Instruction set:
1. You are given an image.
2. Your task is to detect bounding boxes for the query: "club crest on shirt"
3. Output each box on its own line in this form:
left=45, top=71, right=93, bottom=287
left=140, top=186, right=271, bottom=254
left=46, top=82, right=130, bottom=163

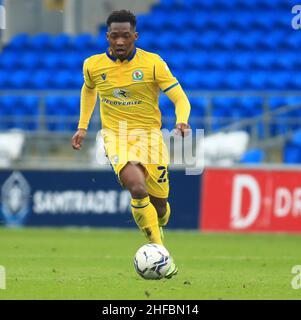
left=101, top=73, right=107, bottom=80
left=132, top=70, right=143, bottom=81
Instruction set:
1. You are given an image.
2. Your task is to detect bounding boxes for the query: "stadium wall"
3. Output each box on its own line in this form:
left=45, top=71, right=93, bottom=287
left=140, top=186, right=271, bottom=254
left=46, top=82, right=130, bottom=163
left=201, top=167, right=301, bottom=233
left=2, top=167, right=301, bottom=233
left=0, top=169, right=200, bottom=229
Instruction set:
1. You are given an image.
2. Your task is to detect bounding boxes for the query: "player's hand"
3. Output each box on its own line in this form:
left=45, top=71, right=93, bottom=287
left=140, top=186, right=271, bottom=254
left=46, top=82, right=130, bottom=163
left=174, top=123, right=191, bottom=137
left=72, top=129, right=87, bottom=150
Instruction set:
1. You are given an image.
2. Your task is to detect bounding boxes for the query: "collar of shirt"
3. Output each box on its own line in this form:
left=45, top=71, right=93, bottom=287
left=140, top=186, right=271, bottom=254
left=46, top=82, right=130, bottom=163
left=106, top=47, right=137, bottom=63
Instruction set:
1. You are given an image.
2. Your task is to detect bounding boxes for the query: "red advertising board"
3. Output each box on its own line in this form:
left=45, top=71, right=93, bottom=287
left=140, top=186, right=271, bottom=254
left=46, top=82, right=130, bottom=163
left=201, top=168, right=301, bottom=232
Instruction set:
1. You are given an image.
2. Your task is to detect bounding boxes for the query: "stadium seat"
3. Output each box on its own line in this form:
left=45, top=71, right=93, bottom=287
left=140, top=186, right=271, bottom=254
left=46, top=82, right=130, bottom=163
left=284, top=143, right=301, bottom=164
left=291, top=129, right=301, bottom=146
left=22, top=96, right=39, bottom=130
left=40, top=53, right=61, bottom=70
left=0, top=96, right=16, bottom=129
left=0, top=52, right=19, bottom=70
left=29, top=70, right=51, bottom=89
left=49, top=33, right=72, bottom=50
left=7, top=71, right=29, bottom=89
left=72, top=33, right=95, bottom=50
left=0, top=70, right=9, bottom=89
left=18, top=52, right=41, bottom=70
left=50, top=70, right=73, bottom=89
left=223, top=72, right=247, bottom=90
left=28, top=33, right=51, bottom=50
left=240, top=149, right=265, bottom=163
left=6, top=33, right=29, bottom=50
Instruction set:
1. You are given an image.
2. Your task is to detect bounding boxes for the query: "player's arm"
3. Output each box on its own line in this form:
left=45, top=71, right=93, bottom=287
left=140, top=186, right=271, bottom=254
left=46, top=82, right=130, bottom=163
left=155, top=56, right=191, bottom=136
left=164, top=84, right=191, bottom=136
left=72, top=60, right=97, bottom=150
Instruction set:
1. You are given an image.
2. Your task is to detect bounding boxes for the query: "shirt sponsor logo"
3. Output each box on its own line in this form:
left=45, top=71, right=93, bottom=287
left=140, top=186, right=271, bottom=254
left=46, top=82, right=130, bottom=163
left=102, top=98, right=142, bottom=106
left=113, top=89, right=129, bottom=100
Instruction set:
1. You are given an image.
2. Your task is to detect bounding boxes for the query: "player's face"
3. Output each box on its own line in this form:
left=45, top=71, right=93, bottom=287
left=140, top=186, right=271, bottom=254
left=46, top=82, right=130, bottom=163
left=107, top=22, right=138, bottom=61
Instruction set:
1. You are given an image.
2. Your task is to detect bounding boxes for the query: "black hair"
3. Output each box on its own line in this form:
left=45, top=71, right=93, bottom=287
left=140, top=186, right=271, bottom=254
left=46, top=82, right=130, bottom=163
left=106, top=10, right=136, bottom=29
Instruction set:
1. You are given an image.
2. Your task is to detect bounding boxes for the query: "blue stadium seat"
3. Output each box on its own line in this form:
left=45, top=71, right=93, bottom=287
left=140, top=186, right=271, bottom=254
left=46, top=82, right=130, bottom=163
left=284, top=143, right=301, bottom=164
left=239, top=97, right=263, bottom=116
left=166, top=52, right=188, bottom=70
left=194, top=31, right=220, bottom=49
left=0, top=96, right=16, bottom=129
left=50, top=70, right=73, bottom=89
left=7, top=71, right=29, bottom=89
left=92, top=35, right=108, bottom=52
left=70, top=72, right=84, bottom=90
left=267, top=72, right=292, bottom=90
left=207, top=52, right=230, bottom=70
left=45, top=96, right=69, bottom=131
left=185, top=52, right=208, bottom=70
left=291, top=73, right=301, bottom=89
left=40, top=53, right=60, bottom=70
left=59, top=52, right=81, bottom=70
left=159, top=94, right=175, bottom=131
left=21, top=96, right=39, bottom=130
left=18, top=52, right=41, bottom=70
left=247, top=72, right=269, bottom=90
left=238, top=31, right=262, bottom=50
left=219, top=31, right=241, bottom=50
left=292, top=130, right=301, bottom=146
left=198, top=72, right=223, bottom=90
left=260, top=31, right=285, bottom=50
left=0, top=70, right=9, bottom=89
left=240, top=149, right=265, bottom=163
left=229, top=52, right=253, bottom=70
left=164, top=12, right=190, bottom=31
left=269, top=96, right=288, bottom=110
left=274, top=53, right=296, bottom=70
left=189, top=97, right=207, bottom=130
left=0, top=52, right=18, bottom=70
left=252, top=53, right=275, bottom=70
left=211, top=109, right=229, bottom=131
left=28, top=33, right=51, bottom=50
left=136, top=31, right=157, bottom=50
left=49, top=33, right=72, bottom=50
left=29, top=70, right=51, bottom=89
left=181, top=71, right=202, bottom=90
left=6, top=33, right=29, bottom=50
left=223, top=72, right=247, bottom=90
left=61, top=96, right=80, bottom=130
left=138, top=15, right=162, bottom=31
left=72, top=33, right=95, bottom=50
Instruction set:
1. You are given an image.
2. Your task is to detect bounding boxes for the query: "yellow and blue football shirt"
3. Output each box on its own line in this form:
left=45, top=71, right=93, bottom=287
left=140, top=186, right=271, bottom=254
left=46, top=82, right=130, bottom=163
left=81, top=47, right=179, bottom=134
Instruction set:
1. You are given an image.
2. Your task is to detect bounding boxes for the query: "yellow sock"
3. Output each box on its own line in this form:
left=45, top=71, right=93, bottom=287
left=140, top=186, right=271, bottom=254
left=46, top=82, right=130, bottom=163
left=158, top=202, right=171, bottom=227
left=131, top=196, right=162, bottom=245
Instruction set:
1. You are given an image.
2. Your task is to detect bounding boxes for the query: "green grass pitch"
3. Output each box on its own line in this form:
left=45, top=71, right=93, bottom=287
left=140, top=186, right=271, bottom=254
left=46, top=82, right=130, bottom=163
left=0, top=227, right=301, bottom=300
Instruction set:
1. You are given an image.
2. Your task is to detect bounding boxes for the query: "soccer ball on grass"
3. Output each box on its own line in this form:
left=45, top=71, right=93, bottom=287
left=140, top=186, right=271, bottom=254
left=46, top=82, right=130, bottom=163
left=134, top=243, right=171, bottom=280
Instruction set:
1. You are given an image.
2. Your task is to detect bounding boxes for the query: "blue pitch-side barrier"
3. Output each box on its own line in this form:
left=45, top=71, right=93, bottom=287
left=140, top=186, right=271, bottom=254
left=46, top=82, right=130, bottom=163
left=0, top=169, right=201, bottom=229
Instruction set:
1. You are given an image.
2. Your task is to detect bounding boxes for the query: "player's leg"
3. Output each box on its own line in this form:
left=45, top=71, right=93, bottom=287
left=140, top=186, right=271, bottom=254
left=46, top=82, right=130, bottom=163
left=119, top=162, right=163, bottom=245
left=149, top=195, right=171, bottom=228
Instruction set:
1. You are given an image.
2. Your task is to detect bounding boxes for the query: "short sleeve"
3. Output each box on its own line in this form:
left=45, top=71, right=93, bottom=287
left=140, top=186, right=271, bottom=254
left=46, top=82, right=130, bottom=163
left=83, top=59, right=95, bottom=89
left=154, top=56, right=179, bottom=93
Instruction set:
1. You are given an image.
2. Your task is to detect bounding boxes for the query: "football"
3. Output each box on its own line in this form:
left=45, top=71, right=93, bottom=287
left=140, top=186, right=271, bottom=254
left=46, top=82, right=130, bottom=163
left=133, top=243, right=171, bottom=280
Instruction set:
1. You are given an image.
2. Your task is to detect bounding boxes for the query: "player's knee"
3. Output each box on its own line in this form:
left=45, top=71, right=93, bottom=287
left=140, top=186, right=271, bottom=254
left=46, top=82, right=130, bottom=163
left=128, top=183, right=148, bottom=199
